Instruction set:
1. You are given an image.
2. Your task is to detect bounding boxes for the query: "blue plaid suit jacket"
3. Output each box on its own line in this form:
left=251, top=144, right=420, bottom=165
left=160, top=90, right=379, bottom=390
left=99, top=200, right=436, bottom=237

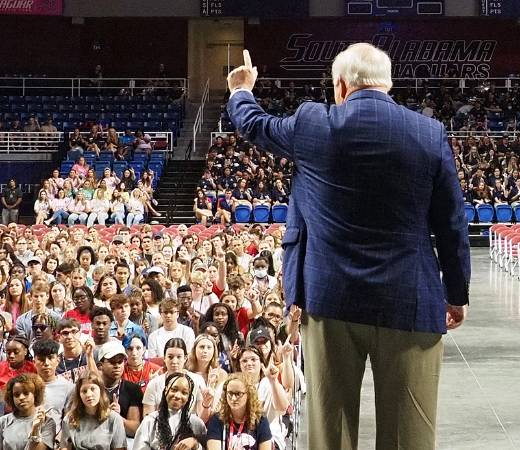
left=228, top=89, right=470, bottom=333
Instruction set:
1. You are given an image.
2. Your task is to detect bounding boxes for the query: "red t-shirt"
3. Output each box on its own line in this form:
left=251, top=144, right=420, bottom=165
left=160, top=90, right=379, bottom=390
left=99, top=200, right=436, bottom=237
left=0, top=360, right=37, bottom=390
left=246, top=243, right=258, bottom=256
left=212, top=282, right=224, bottom=299
left=63, top=309, right=92, bottom=334
left=123, top=360, right=162, bottom=393
left=236, top=307, right=251, bottom=337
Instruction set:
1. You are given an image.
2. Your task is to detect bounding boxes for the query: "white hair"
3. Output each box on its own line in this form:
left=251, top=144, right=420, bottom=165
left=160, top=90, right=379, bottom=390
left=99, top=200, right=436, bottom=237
left=332, top=43, right=393, bottom=91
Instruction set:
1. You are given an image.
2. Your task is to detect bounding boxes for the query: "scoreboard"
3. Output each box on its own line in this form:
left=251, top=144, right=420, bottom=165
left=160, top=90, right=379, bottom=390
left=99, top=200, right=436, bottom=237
left=480, top=1, right=520, bottom=17
left=201, top=0, right=308, bottom=17
left=345, top=0, right=444, bottom=16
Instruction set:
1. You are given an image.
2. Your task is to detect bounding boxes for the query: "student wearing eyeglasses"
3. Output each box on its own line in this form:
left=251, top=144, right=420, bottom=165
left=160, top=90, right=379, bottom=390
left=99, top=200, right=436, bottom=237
left=207, top=372, right=271, bottom=450
left=15, top=281, right=61, bottom=343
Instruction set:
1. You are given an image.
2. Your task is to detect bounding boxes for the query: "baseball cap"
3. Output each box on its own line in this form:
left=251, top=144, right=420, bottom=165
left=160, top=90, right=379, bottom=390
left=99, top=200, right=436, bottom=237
left=152, top=232, right=163, bottom=240
left=191, top=262, right=207, bottom=272
left=250, top=326, right=271, bottom=344
left=112, top=235, right=125, bottom=244
left=147, top=266, right=165, bottom=276
left=98, top=341, right=126, bottom=361
left=27, top=256, right=42, bottom=265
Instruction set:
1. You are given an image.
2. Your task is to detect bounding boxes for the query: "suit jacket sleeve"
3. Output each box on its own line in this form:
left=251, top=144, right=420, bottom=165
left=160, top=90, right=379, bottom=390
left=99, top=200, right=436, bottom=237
left=429, top=125, right=471, bottom=306
left=227, top=90, right=298, bottom=160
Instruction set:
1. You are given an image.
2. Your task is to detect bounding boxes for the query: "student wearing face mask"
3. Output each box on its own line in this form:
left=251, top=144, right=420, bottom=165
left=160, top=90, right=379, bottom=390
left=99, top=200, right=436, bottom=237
left=251, top=257, right=278, bottom=301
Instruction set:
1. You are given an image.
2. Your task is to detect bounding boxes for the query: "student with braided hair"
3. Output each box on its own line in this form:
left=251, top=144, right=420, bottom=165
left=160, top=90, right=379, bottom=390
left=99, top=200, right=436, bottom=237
left=133, top=372, right=206, bottom=450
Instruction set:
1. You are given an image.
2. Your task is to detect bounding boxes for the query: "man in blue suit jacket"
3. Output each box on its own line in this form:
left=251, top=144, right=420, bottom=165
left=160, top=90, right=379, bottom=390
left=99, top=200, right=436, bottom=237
left=227, top=45, right=470, bottom=450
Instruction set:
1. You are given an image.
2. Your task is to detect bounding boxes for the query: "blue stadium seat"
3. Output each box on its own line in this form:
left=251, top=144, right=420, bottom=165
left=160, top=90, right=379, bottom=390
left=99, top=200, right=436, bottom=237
left=495, top=204, right=513, bottom=223
left=144, top=121, right=161, bottom=130
left=132, top=153, right=148, bottom=162
left=111, top=121, right=126, bottom=130
left=464, top=204, right=475, bottom=223
left=272, top=204, right=288, bottom=223
left=150, top=152, right=166, bottom=161
left=129, top=162, right=144, bottom=172
left=98, top=153, right=114, bottom=163
left=61, top=161, right=74, bottom=172
left=253, top=205, right=270, bottom=223
left=476, top=204, right=494, bottom=223
left=112, top=161, right=128, bottom=177
left=234, top=205, right=252, bottom=223
left=131, top=112, right=147, bottom=120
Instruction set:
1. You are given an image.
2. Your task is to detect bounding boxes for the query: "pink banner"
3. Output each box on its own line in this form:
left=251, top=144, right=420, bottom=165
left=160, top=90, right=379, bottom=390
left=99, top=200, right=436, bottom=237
left=0, top=0, right=62, bottom=15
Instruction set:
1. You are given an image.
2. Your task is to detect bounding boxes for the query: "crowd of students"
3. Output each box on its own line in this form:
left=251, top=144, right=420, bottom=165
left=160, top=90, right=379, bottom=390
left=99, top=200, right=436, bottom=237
left=0, top=220, right=301, bottom=449
left=33, top=161, right=162, bottom=229
left=195, top=133, right=293, bottom=226
left=451, top=134, right=520, bottom=208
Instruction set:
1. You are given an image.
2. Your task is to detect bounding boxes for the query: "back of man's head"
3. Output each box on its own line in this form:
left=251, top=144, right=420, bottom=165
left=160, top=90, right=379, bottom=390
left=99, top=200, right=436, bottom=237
left=332, top=43, right=393, bottom=92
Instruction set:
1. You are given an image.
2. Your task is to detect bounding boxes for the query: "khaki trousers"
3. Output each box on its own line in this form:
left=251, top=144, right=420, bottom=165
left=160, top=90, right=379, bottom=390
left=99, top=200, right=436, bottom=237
left=302, top=313, right=443, bottom=450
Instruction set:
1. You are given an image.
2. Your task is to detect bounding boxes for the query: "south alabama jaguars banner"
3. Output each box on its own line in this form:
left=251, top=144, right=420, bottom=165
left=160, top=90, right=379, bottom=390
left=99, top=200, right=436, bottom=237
left=245, top=18, right=520, bottom=79
left=0, top=0, right=62, bottom=15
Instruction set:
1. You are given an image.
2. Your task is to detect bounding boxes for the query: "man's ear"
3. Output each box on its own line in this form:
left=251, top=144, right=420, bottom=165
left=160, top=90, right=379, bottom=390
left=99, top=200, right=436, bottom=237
left=339, top=78, right=348, bottom=101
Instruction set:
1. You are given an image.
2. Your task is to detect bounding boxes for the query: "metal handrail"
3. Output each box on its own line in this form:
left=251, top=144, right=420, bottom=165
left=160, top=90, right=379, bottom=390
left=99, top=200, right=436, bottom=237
left=193, top=79, right=210, bottom=155
left=0, top=132, right=64, bottom=153
left=185, top=140, right=193, bottom=161
left=69, top=130, right=175, bottom=152
left=0, top=77, right=187, bottom=97
left=257, top=76, right=520, bottom=94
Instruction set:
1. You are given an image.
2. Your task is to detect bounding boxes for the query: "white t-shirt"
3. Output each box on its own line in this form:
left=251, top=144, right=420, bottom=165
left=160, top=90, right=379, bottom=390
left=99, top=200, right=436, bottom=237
left=147, top=325, right=196, bottom=357
left=133, top=410, right=205, bottom=450
left=258, top=377, right=287, bottom=450
left=190, top=294, right=219, bottom=316
left=142, top=371, right=205, bottom=414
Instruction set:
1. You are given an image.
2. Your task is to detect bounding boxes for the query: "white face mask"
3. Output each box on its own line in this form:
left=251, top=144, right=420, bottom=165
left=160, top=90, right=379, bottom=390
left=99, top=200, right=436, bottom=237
left=254, top=268, right=268, bottom=279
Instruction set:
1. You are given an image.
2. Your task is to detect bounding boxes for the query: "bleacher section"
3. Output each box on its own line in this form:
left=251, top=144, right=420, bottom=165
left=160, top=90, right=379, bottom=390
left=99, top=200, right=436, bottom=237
left=0, top=95, right=184, bottom=134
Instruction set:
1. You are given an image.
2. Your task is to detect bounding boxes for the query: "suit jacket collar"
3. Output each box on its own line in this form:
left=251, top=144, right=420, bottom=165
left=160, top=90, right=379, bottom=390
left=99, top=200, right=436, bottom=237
left=346, top=89, right=396, bottom=105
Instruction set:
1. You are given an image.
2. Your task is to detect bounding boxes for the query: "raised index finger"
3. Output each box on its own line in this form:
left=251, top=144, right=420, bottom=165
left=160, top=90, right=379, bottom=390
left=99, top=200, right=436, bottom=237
left=243, top=50, right=253, bottom=69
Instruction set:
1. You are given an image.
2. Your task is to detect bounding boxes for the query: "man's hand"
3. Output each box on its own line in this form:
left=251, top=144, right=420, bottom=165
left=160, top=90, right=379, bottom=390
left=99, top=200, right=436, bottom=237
left=446, top=304, right=467, bottom=330
left=227, top=49, right=258, bottom=93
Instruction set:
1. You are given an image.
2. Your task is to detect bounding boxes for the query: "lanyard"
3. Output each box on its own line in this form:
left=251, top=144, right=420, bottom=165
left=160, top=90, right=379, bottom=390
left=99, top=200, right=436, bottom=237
left=228, top=421, right=245, bottom=450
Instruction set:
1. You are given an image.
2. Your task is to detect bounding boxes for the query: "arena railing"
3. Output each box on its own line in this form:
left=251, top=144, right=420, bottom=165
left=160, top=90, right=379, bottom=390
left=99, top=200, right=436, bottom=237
left=256, top=77, right=520, bottom=94
left=448, top=130, right=520, bottom=139
left=0, top=130, right=175, bottom=154
left=193, top=78, right=210, bottom=155
left=73, top=131, right=176, bottom=152
left=0, top=77, right=188, bottom=97
left=0, top=132, right=63, bottom=153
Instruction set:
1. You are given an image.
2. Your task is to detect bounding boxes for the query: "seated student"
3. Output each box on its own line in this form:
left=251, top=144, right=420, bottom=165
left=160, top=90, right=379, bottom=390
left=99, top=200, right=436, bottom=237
left=96, top=341, right=143, bottom=441
left=55, top=319, right=91, bottom=383
left=33, top=339, right=75, bottom=432
left=134, top=372, right=207, bottom=450
left=122, top=334, right=161, bottom=394
left=63, top=287, right=95, bottom=335
left=207, top=372, right=272, bottom=450
left=15, top=280, right=61, bottom=343
left=142, top=338, right=208, bottom=421
left=215, top=189, right=233, bottom=226
left=90, top=307, right=117, bottom=351
left=60, top=371, right=127, bottom=450
left=147, top=299, right=196, bottom=358
left=108, top=294, right=146, bottom=348
left=0, top=373, right=57, bottom=450
left=0, top=336, right=37, bottom=391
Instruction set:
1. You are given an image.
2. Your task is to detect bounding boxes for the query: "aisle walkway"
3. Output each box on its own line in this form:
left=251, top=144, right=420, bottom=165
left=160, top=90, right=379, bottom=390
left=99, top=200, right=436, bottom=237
left=297, top=249, right=520, bottom=449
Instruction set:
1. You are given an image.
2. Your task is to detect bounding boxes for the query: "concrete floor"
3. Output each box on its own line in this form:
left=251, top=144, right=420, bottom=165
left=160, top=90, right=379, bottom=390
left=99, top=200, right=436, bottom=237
left=296, top=248, right=520, bottom=449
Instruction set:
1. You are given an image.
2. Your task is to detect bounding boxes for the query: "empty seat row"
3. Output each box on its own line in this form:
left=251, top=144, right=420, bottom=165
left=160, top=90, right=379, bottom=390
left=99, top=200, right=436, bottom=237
left=465, top=203, right=520, bottom=224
